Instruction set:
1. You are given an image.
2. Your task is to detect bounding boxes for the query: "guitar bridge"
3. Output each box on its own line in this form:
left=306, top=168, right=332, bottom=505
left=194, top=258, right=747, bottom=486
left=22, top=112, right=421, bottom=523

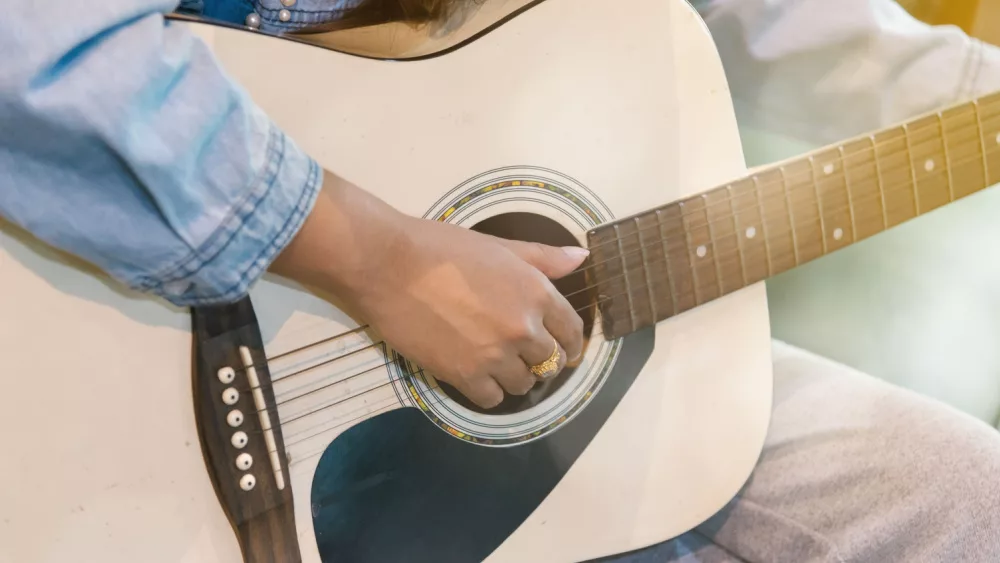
left=191, top=296, right=301, bottom=563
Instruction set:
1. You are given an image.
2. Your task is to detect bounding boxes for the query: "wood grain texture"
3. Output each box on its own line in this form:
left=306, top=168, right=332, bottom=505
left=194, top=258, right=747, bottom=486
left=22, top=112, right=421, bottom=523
left=191, top=297, right=300, bottom=563
left=589, top=90, right=1000, bottom=339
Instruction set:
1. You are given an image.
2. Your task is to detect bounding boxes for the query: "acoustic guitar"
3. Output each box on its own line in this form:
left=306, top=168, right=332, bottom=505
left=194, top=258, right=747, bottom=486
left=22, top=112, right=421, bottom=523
left=3, top=0, right=997, bottom=561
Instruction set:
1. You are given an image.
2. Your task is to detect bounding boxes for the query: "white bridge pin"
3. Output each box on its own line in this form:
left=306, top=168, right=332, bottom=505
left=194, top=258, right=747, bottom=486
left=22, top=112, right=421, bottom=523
left=231, top=431, right=248, bottom=449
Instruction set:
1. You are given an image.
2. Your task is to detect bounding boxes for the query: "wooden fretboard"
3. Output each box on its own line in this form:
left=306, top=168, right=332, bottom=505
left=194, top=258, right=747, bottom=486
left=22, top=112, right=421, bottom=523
left=587, top=90, right=1000, bottom=340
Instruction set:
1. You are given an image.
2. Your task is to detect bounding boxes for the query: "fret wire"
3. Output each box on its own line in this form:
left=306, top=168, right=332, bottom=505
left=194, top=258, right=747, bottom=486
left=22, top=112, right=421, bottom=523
left=752, top=176, right=774, bottom=276
left=591, top=129, right=989, bottom=322
left=592, top=154, right=994, bottom=312
left=807, top=156, right=829, bottom=254
left=601, top=142, right=988, bottom=281
left=597, top=113, right=991, bottom=258
left=871, top=135, right=889, bottom=230
left=679, top=141, right=968, bottom=243
left=584, top=133, right=989, bottom=309
left=634, top=216, right=658, bottom=322
left=605, top=192, right=910, bottom=301
left=611, top=223, right=638, bottom=333
left=654, top=209, right=679, bottom=317
left=838, top=145, right=858, bottom=242
left=902, top=123, right=921, bottom=215
left=938, top=111, right=955, bottom=202
left=726, top=184, right=748, bottom=286
left=677, top=201, right=703, bottom=304
left=974, top=99, right=990, bottom=187
left=587, top=100, right=1000, bottom=258
left=778, top=166, right=801, bottom=266
left=703, top=194, right=725, bottom=295
left=600, top=161, right=968, bottom=296
left=587, top=121, right=1000, bottom=282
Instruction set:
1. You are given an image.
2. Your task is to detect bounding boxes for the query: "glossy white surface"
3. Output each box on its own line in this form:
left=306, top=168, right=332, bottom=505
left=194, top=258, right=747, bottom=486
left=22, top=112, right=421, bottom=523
left=1, top=1, right=771, bottom=561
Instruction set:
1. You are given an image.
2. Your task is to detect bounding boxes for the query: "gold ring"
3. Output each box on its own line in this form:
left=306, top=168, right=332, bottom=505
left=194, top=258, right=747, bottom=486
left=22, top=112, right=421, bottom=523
left=529, top=340, right=561, bottom=379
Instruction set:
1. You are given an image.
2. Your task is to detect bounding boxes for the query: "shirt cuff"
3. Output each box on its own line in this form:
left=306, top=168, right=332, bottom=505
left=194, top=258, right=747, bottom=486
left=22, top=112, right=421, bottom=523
left=133, top=122, right=322, bottom=307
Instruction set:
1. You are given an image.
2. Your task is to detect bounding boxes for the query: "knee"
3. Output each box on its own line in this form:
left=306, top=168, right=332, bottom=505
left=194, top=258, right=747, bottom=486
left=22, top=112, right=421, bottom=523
left=882, top=403, right=1000, bottom=554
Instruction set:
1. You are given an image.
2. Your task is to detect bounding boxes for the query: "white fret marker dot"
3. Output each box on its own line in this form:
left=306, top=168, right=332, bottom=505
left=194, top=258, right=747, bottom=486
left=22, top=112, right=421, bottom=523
left=696, top=245, right=707, bottom=258
left=924, top=159, right=935, bottom=172
left=833, top=227, right=844, bottom=241
left=745, top=226, right=756, bottom=239
left=823, top=163, right=835, bottom=175
left=995, top=132, right=1000, bottom=145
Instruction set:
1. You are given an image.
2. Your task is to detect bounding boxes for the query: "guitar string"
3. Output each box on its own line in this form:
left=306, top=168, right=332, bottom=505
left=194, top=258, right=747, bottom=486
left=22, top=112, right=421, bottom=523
left=229, top=111, right=1000, bottom=467
left=238, top=321, right=611, bottom=456
left=271, top=312, right=609, bottom=419
left=238, top=315, right=612, bottom=435
left=576, top=108, right=999, bottom=259
left=286, top=403, right=402, bottom=468
left=265, top=325, right=371, bottom=366
left=518, top=137, right=998, bottom=306
left=252, top=130, right=999, bottom=449
left=255, top=139, right=953, bottom=431
left=571, top=123, right=998, bottom=276
left=555, top=154, right=973, bottom=303
left=231, top=137, right=998, bottom=416
left=557, top=116, right=1000, bottom=296
left=555, top=154, right=992, bottom=317
left=272, top=326, right=616, bottom=463
left=239, top=305, right=605, bottom=418
left=225, top=115, right=998, bottom=376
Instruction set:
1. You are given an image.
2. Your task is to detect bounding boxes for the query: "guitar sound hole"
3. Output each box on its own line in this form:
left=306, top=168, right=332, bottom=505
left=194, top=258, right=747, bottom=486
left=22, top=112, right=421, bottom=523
left=437, top=212, right=596, bottom=415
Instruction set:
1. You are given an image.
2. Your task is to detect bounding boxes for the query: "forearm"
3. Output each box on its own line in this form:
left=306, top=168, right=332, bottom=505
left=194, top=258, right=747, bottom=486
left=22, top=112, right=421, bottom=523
left=270, top=171, right=410, bottom=301
left=0, top=1, right=321, bottom=306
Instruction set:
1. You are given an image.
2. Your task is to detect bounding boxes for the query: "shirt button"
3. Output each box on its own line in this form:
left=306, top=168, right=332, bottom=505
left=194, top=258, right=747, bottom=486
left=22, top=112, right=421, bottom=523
left=245, top=12, right=261, bottom=29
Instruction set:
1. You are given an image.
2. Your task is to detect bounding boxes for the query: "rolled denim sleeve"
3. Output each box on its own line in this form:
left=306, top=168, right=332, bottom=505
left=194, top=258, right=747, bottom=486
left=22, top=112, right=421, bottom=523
left=0, top=1, right=322, bottom=306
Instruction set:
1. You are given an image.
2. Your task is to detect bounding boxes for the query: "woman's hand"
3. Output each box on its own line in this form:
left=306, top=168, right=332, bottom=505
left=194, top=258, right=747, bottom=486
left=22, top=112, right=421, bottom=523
left=271, top=171, right=588, bottom=408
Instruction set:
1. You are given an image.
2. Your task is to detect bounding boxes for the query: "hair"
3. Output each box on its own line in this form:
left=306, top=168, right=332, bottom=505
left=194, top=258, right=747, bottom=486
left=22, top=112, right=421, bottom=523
left=350, top=0, right=455, bottom=24
left=322, top=0, right=483, bottom=30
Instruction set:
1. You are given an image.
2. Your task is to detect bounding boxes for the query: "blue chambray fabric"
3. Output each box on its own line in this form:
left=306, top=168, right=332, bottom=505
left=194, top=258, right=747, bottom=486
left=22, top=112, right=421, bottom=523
left=177, top=0, right=362, bottom=31
left=0, top=1, right=321, bottom=306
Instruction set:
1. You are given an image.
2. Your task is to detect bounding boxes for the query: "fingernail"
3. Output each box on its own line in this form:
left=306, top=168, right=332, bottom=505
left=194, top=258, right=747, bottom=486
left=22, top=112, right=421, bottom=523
left=562, top=247, right=590, bottom=260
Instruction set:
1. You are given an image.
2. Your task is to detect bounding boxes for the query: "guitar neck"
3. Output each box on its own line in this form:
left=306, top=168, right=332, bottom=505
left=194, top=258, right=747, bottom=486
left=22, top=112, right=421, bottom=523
left=588, top=90, right=1000, bottom=340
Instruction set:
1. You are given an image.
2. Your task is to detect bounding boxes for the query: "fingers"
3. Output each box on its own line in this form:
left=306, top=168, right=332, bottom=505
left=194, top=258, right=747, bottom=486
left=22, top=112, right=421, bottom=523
left=490, top=355, right=538, bottom=396
left=439, top=237, right=589, bottom=408
left=450, top=373, right=505, bottom=409
left=497, top=239, right=590, bottom=280
left=542, top=290, right=585, bottom=362
left=519, top=334, right=568, bottom=382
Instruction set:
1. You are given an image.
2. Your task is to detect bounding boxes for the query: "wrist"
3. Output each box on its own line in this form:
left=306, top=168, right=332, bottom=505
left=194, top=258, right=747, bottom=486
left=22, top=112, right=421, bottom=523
left=270, top=170, right=409, bottom=300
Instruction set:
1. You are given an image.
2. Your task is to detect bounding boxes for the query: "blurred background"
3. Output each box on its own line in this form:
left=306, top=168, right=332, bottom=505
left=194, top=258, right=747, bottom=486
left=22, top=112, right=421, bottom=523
left=755, top=0, right=1000, bottom=428
left=899, top=0, right=1000, bottom=43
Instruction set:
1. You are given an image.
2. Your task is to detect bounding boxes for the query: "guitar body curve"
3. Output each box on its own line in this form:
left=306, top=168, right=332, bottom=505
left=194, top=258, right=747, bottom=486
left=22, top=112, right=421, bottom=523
left=0, top=1, right=773, bottom=562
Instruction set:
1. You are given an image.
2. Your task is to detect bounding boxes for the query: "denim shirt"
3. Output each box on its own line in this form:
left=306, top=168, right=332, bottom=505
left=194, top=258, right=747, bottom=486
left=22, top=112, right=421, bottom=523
left=177, top=0, right=361, bottom=32
left=0, top=1, right=344, bottom=307
left=4, top=0, right=997, bottom=310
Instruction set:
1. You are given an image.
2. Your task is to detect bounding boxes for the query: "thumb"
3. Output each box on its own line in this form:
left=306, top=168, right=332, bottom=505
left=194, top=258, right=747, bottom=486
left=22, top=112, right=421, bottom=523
left=497, top=239, right=590, bottom=279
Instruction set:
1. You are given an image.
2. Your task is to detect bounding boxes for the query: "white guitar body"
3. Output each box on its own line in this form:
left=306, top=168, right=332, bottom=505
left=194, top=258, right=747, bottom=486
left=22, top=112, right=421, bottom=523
left=0, top=0, right=773, bottom=561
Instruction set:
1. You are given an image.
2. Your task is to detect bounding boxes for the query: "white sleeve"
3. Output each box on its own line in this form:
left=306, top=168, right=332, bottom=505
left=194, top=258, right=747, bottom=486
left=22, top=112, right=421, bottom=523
left=690, top=0, right=1000, bottom=145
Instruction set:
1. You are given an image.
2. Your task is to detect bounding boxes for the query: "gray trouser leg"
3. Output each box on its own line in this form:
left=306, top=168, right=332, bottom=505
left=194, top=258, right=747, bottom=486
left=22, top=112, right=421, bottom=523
left=602, top=340, right=1000, bottom=562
